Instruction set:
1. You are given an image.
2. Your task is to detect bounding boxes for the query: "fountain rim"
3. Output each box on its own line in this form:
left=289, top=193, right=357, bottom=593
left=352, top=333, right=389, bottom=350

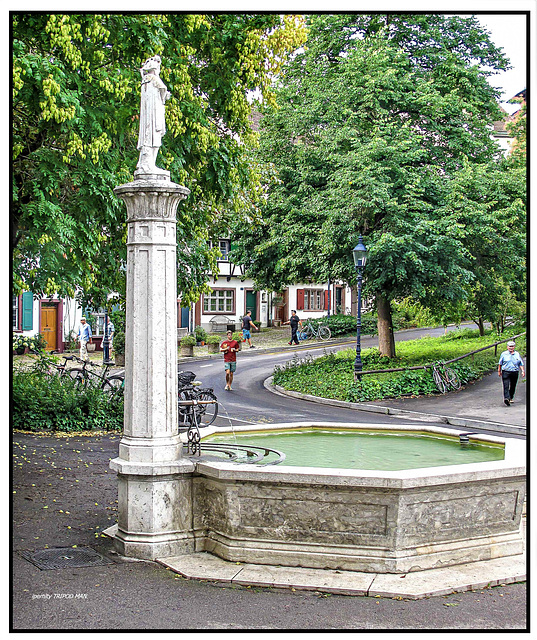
left=189, top=421, right=525, bottom=488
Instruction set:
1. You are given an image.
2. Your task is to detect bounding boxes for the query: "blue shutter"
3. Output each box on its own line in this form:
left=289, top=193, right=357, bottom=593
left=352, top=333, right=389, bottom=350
left=21, top=292, right=33, bottom=330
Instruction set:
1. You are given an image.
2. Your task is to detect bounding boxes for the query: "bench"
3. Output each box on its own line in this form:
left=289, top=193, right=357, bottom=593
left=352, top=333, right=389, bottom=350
left=209, top=316, right=238, bottom=333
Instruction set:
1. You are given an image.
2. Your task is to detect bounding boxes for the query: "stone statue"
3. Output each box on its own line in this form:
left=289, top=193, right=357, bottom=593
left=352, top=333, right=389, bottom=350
left=136, top=55, right=171, bottom=176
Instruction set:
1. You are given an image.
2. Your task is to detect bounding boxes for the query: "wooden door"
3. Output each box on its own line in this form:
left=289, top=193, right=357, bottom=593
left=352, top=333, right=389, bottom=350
left=41, top=305, right=57, bottom=350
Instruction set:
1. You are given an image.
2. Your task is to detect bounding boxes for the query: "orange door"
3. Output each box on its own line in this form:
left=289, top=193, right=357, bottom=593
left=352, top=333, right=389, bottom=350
left=41, top=305, right=57, bottom=350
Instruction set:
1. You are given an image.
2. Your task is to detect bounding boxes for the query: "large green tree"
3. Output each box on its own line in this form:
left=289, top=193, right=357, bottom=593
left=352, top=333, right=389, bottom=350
left=12, top=13, right=306, bottom=307
left=230, top=13, right=515, bottom=355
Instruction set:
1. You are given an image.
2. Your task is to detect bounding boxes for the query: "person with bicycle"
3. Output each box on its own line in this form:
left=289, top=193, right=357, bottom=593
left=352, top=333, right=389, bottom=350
left=220, top=330, right=239, bottom=391
left=77, top=317, right=92, bottom=362
left=498, top=340, right=525, bottom=406
left=283, top=310, right=302, bottom=346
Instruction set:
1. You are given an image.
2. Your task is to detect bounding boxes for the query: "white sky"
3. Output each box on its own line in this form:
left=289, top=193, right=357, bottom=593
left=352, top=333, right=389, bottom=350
left=473, top=13, right=528, bottom=114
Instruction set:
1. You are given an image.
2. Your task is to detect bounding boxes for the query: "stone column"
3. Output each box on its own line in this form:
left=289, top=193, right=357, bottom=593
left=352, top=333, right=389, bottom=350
left=109, top=172, right=195, bottom=559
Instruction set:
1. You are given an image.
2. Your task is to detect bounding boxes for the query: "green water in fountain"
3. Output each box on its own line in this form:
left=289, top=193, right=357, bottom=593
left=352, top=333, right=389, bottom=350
left=204, top=429, right=505, bottom=470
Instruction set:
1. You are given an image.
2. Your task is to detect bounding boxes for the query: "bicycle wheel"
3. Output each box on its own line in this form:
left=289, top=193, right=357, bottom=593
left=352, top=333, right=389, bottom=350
left=318, top=326, right=331, bottom=341
left=194, top=390, right=218, bottom=427
left=432, top=369, right=447, bottom=394
left=68, top=368, right=86, bottom=387
left=103, top=375, right=124, bottom=402
left=445, top=368, right=461, bottom=391
left=178, top=389, right=194, bottom=430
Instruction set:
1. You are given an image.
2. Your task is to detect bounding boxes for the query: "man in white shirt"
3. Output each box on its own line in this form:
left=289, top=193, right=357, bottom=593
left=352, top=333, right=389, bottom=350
left=498, top=340, right=525, bottom=406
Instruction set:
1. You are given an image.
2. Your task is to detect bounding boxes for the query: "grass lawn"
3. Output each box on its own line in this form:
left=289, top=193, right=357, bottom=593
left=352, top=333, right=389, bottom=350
left=273, top=326, right=526, bottom=403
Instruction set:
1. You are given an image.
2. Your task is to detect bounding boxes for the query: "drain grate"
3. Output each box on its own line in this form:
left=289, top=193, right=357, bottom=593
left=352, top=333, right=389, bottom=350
left=19, top=547, right=114, bottom=571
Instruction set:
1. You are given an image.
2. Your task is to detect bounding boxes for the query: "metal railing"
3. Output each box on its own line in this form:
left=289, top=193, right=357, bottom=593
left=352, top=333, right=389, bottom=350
left=354, top=331, right=526, bottom=377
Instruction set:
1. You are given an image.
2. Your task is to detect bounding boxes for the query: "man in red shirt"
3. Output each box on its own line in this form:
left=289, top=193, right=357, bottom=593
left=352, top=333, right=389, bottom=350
left=220, top=330, right=240, bottom=391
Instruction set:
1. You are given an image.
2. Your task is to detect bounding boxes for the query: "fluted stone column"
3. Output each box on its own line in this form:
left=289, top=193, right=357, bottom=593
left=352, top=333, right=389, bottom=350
left=109, top=173, right=195, bottom=559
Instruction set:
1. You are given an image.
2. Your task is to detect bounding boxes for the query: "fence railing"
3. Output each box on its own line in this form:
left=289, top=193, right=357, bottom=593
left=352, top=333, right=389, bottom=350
left=356, top=332, right=526, bottom=377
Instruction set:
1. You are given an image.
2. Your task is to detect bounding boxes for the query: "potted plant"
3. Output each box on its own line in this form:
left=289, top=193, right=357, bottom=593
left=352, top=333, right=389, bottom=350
left=194, top=325, right=207, bottom=346
left=113, top=330, right=125, bottom=366
left=206, top=334, right=221, bottom=354
left=180, top=334, right=196, bottom=357
left=13, top=334, right=27, bottom=355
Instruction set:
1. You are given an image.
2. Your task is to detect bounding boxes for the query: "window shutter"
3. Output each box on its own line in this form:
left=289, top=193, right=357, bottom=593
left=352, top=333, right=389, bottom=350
left=296, top=289, right=304, bottom=311
left=324, top=290, right=329, bottom=310
left=22, top=292, right=33, bottom=330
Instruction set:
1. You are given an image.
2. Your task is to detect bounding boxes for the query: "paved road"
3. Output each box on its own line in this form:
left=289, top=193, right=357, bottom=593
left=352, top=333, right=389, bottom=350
left=12, top=325, right=527, bottom=630
left=183, top=325, right=525, bottom=437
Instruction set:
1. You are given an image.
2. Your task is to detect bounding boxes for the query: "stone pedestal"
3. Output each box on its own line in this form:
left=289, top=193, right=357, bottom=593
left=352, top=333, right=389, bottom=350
left=110, top=173, right=195, bottom=559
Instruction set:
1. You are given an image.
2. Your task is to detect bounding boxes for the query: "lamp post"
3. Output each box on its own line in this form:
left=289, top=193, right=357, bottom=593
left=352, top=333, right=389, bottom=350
left=103, top=309, right=110, bottom=362
left=352, top=236, right=367, bottom=381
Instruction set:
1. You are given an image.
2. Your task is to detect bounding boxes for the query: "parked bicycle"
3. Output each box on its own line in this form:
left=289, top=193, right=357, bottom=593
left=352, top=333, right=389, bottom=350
left=429, top=361, right=461, bottom=394
left=68, top=356, right=124, bottom=398
left=44, top=351, right=76, bottom=379
left=178, top=370, right=218, bottom=432
left=298, top=320, right=331, bottom=342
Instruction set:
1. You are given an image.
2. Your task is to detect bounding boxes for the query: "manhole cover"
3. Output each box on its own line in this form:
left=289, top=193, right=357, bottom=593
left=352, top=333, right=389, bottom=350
left=19, top=547, right=114, bottom=571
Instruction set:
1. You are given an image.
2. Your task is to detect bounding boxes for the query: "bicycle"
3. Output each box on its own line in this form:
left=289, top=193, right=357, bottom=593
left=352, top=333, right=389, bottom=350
left=429, top=361, right=461, bottom=394
left=177, top=370, right=218, bottom=432
left=298, top=320, right=331, bottom=342
left=68, top=357, right=123, bottom=398
left=37, top=350, right=76, bottom=380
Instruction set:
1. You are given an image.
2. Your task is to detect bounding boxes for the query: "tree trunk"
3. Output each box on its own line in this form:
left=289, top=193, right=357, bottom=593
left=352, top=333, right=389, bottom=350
left=476, top=317, right=485, bottom=336
left=376, top=293, right=396, bottom=357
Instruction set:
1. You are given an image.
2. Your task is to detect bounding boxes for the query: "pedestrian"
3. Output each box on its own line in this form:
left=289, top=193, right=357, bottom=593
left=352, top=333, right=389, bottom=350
left=283, top=310, right=303, bottom=346
left=77, top=316, right=92, bottom=361
left=241, top=310, right=259, bottom=349
left=498, top=340, right=525, bottom=406
left=105, top=318, right=115, bottom=352
left=220, top=330, right=240, bottom=391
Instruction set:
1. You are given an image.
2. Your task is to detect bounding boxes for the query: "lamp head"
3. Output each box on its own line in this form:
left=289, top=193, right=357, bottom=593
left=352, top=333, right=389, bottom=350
left=352, top=236, right=367, bottom=268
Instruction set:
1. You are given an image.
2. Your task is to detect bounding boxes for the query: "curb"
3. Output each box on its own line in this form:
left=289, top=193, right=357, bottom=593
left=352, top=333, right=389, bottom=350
left=156, top=520, right=526, bottom=600
left=263, top=377, right=526, bottom=437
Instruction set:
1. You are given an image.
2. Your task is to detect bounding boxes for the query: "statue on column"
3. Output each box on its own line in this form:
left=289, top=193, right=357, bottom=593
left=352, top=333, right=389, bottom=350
left=136, top=55, right=171, bottom=176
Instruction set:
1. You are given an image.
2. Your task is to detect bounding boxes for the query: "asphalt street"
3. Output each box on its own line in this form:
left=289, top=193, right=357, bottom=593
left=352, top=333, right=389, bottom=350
left=12, top=325, right=527, bottom=631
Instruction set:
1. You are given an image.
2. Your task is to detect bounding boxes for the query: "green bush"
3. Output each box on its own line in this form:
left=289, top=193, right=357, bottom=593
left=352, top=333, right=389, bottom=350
left=113, top=330, right=125, bottom=355
left=194, top=325, right=207, bottom=342
left=12, top=365, right=123, bottom=432
left=180, top=334, right=196, bottom=346
left=273, top=329, right=526, bottom=403
left=206, top=334, right=222, bottom=345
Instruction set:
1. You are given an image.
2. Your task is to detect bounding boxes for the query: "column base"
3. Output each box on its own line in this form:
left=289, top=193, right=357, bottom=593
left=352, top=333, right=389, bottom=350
left=110, top=457, right=196, bottom=560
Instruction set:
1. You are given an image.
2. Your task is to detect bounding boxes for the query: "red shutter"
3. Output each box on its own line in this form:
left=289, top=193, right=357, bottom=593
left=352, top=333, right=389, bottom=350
left=323, top=290, right=329, bottom=311
left=296, top=289, right=304, bottom=311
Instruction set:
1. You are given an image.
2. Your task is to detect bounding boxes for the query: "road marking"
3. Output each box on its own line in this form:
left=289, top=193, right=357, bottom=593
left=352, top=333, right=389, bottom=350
left=200, top=364, right=213, bottom=368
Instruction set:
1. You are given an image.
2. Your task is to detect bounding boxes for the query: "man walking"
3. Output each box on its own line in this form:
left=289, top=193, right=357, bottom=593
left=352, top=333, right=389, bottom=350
left=220, top=330, right=239, bottom=391
left=77, top=316, right=92, bottom=361
left=498, top=340, right=525, bottom=406
left=241, top=310, right=258, bottom=349
left=283, top=310, right=302, bottom=346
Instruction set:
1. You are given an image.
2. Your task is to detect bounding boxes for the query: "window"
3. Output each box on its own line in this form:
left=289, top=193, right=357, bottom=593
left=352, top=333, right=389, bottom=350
left=203, top=289, right=235, bottom=314
left=217, top=239, right=231, bottom=261
left=303, top=289, right=325, bottom=311
left=13, top=295, right=20, bottom=330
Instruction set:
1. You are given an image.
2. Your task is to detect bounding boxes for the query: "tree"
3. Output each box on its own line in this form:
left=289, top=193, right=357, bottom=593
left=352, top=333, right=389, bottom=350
left=12, top=13, right=306, bottom=307
left=230, top=13, right=512, bottom=355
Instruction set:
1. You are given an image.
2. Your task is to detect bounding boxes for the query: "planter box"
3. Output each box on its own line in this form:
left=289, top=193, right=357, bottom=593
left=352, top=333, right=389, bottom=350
left=207, top=343, right=220, bottom=354
left=180, top=345, right=194, bottom=357
left=114, top=354, right=125, bottom=366
left=87, top=343, right=96, bottom=352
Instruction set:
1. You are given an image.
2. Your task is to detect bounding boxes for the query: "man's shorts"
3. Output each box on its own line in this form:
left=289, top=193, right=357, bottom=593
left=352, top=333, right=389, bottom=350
left=224, top=362, right=237, bottom=372
left=242, top=329, right=251, bottom=340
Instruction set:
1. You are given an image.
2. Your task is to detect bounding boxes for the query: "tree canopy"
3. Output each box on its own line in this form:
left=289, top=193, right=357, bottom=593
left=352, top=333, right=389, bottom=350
left=12, top=13, right=306, bottom=306
left=229, top=13, right=523, bottom=355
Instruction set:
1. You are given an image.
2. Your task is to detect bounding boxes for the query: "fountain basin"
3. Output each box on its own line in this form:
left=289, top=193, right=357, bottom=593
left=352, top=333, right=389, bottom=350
left=190, top=423, right=525, bottom=574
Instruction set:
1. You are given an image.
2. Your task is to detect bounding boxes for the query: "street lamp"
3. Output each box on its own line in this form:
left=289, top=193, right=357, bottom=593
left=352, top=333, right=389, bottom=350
left=103, top=308, right=111, bottom=362
left=352, top=236, right=367, bottom=380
